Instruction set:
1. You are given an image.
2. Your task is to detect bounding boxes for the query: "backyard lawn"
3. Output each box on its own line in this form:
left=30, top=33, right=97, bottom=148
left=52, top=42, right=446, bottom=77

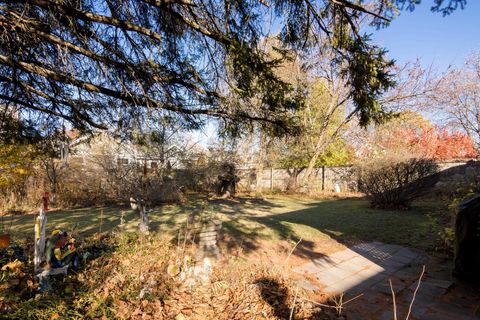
left=3, top=195, right=445, bottom=252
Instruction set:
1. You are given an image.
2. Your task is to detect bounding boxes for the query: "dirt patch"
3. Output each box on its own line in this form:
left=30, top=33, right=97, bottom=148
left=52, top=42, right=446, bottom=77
left=219, top=234, right=345, bottom=270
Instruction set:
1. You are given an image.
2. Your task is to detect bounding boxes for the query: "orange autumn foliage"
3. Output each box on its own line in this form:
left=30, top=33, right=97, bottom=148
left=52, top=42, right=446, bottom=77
left=379, top=125, right=477, bottom=160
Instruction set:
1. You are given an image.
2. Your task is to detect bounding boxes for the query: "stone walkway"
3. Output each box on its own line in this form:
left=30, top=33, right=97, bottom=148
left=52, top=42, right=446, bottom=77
left=293, top=242, right=480, bottom=320
left=294, top=241, right=419, bottom=294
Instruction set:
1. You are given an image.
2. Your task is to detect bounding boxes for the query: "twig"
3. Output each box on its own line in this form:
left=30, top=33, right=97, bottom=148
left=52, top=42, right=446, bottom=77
left=289, top=288, right=299, bottom=320
left=284, top=238, right=302, bottom=265
left=299, top=293, right=363, bottom=310
left=177, top=229, right=181, bottom=254
left=342, top=293, right=364, bottom=305
left=335, top=292, right=344, bottom=315
left=405, top=265, right=426, bottom=320
left=258, top=0, right=270, bottom=7
left=99, top=208, right=104, bottom=233
left=300, top=297, right=336, bottom=309
left=389, top=279, right=397, bottom=320
left=182, top=219, right=189, bottom=254
left=69, top=223, right=79, bottom=239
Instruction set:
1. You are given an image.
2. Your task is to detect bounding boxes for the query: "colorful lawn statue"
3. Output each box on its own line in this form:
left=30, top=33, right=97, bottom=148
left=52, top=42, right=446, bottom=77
left=45, top=230, right=79, bottom=269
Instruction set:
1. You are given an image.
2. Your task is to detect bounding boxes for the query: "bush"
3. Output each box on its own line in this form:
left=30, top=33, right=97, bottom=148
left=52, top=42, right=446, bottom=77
left=356, top=157, right=439, bottom=209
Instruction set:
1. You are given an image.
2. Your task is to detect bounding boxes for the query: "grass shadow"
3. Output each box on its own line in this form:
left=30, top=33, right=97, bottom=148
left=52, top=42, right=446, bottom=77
left=252, top=198, right=444, bottom=251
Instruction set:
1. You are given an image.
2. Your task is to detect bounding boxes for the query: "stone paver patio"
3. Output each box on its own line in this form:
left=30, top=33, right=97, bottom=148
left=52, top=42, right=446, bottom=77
left=294, top=241, right=419, bottom=294
left=293, top=242, right=480, bottom=320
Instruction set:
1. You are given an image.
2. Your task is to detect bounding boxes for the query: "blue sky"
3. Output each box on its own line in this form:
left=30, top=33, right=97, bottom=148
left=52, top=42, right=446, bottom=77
left=369, top=1, right=480, bottom=71
left=197, top=2, right=480, bottom=144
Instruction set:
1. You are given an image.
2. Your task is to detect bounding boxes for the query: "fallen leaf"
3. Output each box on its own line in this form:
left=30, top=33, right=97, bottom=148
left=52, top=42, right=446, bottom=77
left=1, top=259, right=23, bottom=271
left=50, top=313, right=60, bottom=320
left=175, top=313, right=186, bottom=320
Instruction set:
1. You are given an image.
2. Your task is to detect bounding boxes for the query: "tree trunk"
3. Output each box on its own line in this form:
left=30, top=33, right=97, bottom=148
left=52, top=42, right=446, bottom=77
left=286, top=168, right=305, bottom=191
left=300, top=134, right=326, bottom=186
left=255, top=132, right=268, bottom=192
left=137, top=200, right=149, bottom=234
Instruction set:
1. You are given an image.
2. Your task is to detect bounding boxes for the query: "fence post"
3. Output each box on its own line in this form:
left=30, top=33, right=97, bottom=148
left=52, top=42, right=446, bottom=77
left=270, top=168, right=274, bottom=190
left=34, top=208, right=47, bottom=273
left=321, top=166, right=325, bottom=191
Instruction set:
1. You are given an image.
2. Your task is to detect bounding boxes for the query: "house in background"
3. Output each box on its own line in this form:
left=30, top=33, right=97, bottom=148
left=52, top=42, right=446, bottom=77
left=68, top=131, right=184, bottom=171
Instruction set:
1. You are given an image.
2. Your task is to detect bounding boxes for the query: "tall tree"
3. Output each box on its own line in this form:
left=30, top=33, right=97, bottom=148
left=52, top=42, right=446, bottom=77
left=275, top=56, right=439, bottom=186
left=434, top=52, right=480, bottom=149
left=274, top=73, right=351, bottom=185
left=0, top=0, right=430, bottom=138
left=352, top=111, right=477, bottom=160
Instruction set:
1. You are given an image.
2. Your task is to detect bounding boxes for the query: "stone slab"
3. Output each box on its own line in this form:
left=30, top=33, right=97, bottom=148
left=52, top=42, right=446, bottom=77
left=199, top=240, right=217, bottom=246
left=392, top=267, right=418, bottom=281
left=329, top=248, right=358, bottom=262
left=351, top=242, right=384, bottom=254
left=201, top=226, right=221, bottom=232
left=341, top=273, right=370, bottom=288
left=407, top=281, right=448, bottom=298
left=378, top=243, right=403, bottom=254
left=199, top=235, right=217, bottom=241
left=428, top=301, right=479, bottom=320
left=362, top=250, right=394, bottom=263
left=348, top=256, right=378, bottom=269
left=199, top=231, right=217, bottom=237
left=401, top=289, right=437, bottom=308
left=313, top=256, right=342, bottom=268
left=336, top=260, right=370, bottom=274
left=295, top=279, right=320, bottom=292
left=423, top=279, right=453, bottom=290
left=375, top=280, right=407, bottom=296
left=316, top=267, right=349, bottom=286
left=377, top=259, right=406, bottom=274
left=293, top=242, right=435, bottom=302
left=348, top=273, right=388, bottom=295
left=362, top=264, right=386, bottom=276
left=395, top=247, right=419, bottom=260
left=293, top=262, right=324, bottom=275
left=387, top=253, right=416, bottom=266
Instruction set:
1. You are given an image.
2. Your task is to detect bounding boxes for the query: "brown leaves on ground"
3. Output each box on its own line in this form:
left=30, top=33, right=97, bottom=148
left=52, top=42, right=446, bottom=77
left=2, top=232, right=341, bottom=319
left=80, top=234, right=339, bottom=320
left=1, top=259, right=23, bottom=272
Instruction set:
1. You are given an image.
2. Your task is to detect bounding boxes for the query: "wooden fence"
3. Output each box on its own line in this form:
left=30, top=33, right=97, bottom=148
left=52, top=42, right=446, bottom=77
left=236, top=161, right=479, bottom=192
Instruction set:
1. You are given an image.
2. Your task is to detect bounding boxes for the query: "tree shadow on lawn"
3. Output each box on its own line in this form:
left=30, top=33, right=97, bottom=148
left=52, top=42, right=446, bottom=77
left=148, top=196, right=285, bottom=233
left=3, top=196, right=440, bottom=259
left=250, top=198, right=440, bottom=252
left=152, top=196, right=324, bottom=260
left=151, top=196, right=290, bottom=253
left=2, top=196, right=286, bottom=245
left=3, top=206, right=138, bottom=241
left=203, top=197, right=337, bottom=260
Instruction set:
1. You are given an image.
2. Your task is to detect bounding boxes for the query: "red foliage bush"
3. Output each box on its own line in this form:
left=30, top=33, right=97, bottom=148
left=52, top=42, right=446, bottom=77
left=378, top=125, right=477, bottom=161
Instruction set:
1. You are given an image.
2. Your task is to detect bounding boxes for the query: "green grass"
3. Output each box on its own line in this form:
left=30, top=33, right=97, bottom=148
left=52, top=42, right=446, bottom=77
left=210, top=196, right=444, bottom=251
left=255, top=197, right=441, bottom=249
left=2, top=195, right=445, bottom=251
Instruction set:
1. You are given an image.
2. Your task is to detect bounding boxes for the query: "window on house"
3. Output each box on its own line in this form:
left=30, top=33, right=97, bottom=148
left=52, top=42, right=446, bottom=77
left=150, top=161, right=158, bottom=169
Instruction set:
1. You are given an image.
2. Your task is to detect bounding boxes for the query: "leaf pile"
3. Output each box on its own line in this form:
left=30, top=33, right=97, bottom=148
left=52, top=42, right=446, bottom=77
left=2, top=231, right=340, bottom=319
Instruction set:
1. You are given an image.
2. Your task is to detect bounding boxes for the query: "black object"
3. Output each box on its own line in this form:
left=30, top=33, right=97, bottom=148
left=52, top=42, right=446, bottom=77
left=453, top=195, right=480, bottom=280
left=217, top=163, right=239, bottom=197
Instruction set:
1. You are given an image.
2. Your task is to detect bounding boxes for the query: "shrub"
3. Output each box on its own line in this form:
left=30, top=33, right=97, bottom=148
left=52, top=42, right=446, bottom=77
left=356, top=157, right=439, bottom=209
